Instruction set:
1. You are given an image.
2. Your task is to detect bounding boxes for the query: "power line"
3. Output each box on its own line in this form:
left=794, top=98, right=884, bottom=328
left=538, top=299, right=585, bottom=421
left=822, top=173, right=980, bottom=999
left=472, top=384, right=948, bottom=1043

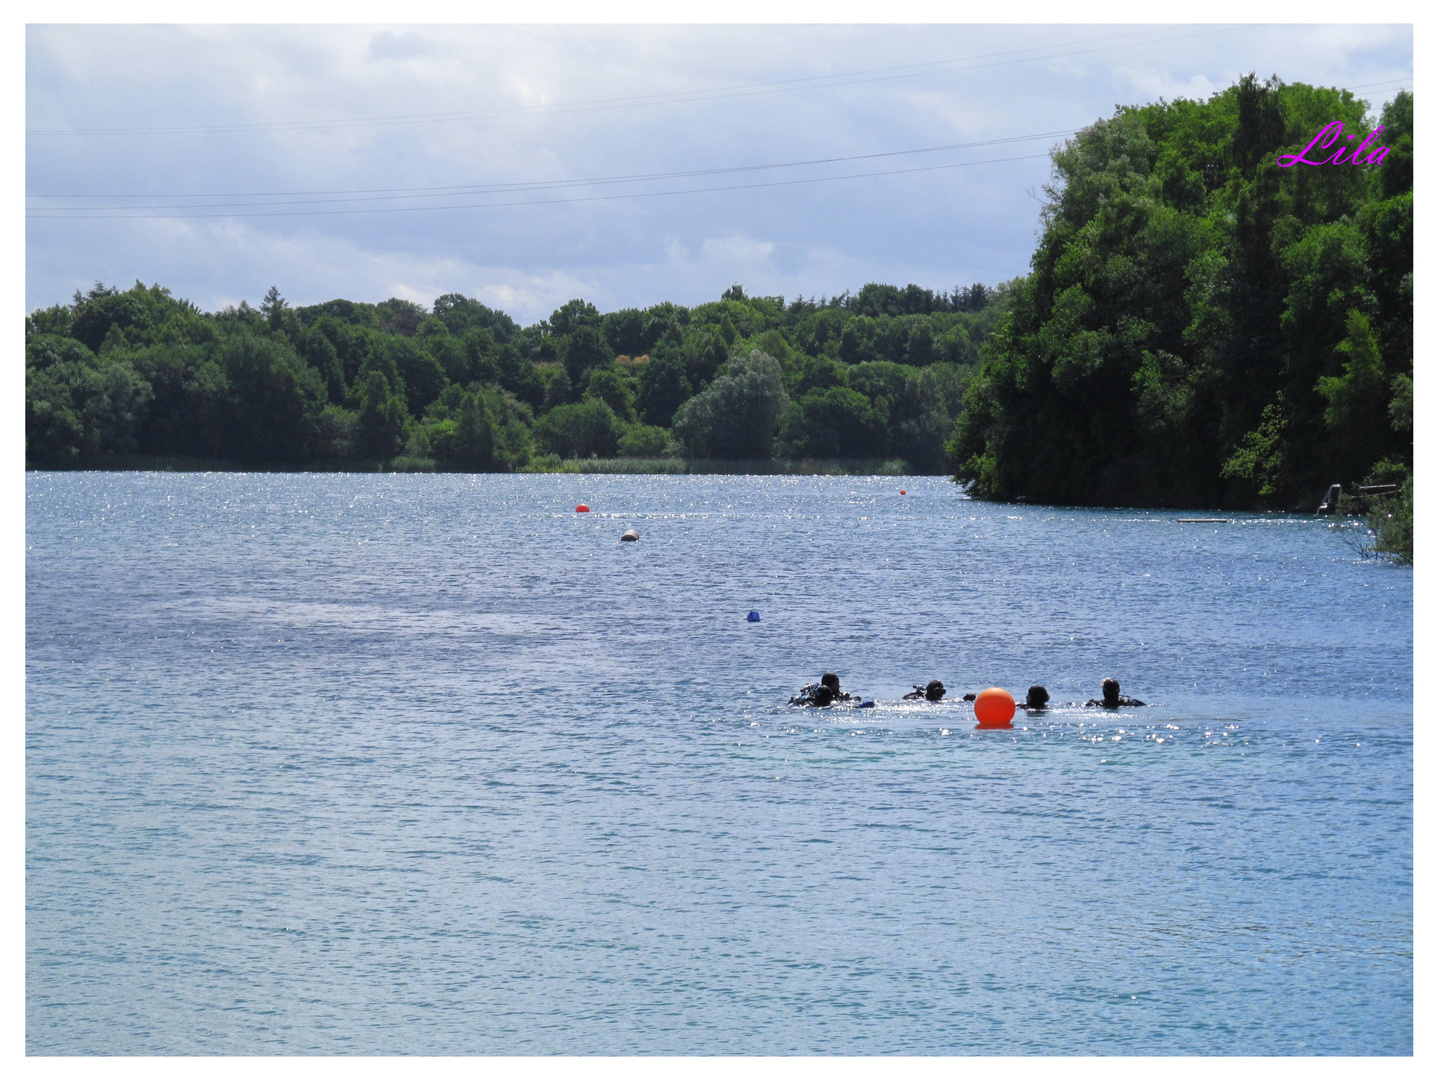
left=27, top=25, right=1238, bottom=138
left=26, top=150, right=1055, bottom=220
left=1345, top=77, right=1415, bottom=91
left=30, top=129, right=1079, bottom=210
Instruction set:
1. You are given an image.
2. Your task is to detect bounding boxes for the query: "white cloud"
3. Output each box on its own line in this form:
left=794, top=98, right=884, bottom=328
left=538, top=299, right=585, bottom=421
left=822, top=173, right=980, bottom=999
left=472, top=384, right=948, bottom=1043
left=1116, top=67, right=1221, bottom=103
left=473, top=270, right=600, bottom=322
left=698, top=234, right=776, bottom=266
left=26, top=23, right=1413, bottom=320
left=365, top=30, right=436, bottom=63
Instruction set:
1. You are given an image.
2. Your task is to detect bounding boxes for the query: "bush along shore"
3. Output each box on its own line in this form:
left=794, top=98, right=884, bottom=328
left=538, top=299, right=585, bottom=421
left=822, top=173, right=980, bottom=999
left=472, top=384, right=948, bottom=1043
left=58, top=453, right=914, bottom=477
left=27, top=77, right=1409, bottom=547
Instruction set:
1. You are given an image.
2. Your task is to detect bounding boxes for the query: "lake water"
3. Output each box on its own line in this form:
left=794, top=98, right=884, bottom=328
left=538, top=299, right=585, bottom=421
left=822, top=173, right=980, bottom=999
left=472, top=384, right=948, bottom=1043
left=26, top=472, right=1412, bottom=1055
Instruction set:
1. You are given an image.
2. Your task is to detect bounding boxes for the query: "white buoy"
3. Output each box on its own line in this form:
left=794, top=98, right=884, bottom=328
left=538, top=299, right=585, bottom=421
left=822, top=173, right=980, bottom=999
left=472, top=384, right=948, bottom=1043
left=621, top=529, right=639, bottom=542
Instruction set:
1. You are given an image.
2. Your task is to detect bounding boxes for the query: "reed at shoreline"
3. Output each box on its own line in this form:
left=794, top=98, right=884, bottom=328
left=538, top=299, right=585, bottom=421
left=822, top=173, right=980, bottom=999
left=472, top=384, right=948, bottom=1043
left=26, top=453, right=924, bottom=477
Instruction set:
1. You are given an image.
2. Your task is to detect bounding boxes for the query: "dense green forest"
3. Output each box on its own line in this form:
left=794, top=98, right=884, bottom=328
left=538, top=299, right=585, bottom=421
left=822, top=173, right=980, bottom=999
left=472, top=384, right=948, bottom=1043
left=950, top=78, right=1412, bottom=513
left=26, top=76, right=1411, bottom=532
left=26, top=276, right=1001, bottom=474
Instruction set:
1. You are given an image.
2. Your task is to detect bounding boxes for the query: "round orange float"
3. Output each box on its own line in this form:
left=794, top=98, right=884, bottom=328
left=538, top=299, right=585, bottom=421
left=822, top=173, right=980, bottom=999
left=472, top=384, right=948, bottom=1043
left=576, top=504, right=590, bottom=512
left=974, top=687, right=1016, bottom=728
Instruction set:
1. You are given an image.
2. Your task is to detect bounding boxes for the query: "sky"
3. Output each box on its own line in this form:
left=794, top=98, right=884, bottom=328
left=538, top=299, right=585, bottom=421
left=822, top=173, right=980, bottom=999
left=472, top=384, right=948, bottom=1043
left=25, top=22, right=1414, bottom=325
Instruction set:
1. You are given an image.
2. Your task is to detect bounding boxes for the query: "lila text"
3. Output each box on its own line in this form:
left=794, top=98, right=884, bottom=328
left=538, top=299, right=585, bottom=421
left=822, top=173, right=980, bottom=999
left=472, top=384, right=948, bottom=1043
left=1277, top=122, right=1389, bottom=167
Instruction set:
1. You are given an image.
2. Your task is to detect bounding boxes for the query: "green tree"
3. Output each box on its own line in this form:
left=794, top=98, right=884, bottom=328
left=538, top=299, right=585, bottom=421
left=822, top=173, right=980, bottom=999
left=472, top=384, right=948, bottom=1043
left=1389, top=373, right=1412, bottom=435
left=356, top=370, right=408, bottom=459
left=431, top=293, right=518, bottom=341
left=1316, top=310, right=1393, bottom=483
left=316, top=405, right=361, bottom=460
left=672, top=350, right=789, bottom=459
left=212, top=333, right=327, bottom=463
left=260, top=285, right=288, bottom=331
left=548, top=298, right=601, bottom=338
left=562, top=324, right=610, bottom=389
left=636, top=352, right=692, bottom=427
left=69, top=283, right=150, bottom=354
left=387, top=336, right=446, bottom=414
left=617, top=423, right=673, bottom=457
left=1372, top=475, right=1412, bottom=563
left=426, top=390, right=495, bottom=469
left=376, top=297, right=426, bottom=336
left=542, top=367, right=572, bottom=412
left=495, top=343, right=545, bottom=409
left=453, top=393, right=494, bottom=468
left=297, top=324, right=346, bottom=403
left=584, top=366, right=635, bottom=421
left=534, top=399, right=620, bottom=459
left=602, top=307, right=647, bottom=356
left=26, top=354, right=153, bottom=465
left=778, top=386, right=885, bottom=458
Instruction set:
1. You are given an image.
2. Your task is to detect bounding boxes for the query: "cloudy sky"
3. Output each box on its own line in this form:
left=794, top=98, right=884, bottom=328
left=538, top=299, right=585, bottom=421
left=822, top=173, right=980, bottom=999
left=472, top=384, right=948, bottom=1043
left=25, top=22, right=1413, bottom=324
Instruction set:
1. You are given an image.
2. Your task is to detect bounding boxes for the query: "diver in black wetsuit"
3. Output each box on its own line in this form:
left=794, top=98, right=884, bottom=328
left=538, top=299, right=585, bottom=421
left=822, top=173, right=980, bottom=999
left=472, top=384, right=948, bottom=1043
left=790, top=672, right=852, bottom=706
left=903, top=679, right=947, bottom=702
left=792, top=684, right=835, bottom=706
left=1085, top=678, right=1145, bottom=708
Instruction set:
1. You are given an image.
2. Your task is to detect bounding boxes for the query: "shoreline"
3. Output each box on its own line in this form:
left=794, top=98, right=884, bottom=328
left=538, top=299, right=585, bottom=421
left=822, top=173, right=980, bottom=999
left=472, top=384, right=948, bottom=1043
left=22, top=463, right=1412, bottom=555
left=25, top=454, right=929, bottom=477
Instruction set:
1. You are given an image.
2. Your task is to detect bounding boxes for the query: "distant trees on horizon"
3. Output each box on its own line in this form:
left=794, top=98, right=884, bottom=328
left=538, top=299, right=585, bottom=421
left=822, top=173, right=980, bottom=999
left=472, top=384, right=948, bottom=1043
left=26, top=275, right=1004, bottom=476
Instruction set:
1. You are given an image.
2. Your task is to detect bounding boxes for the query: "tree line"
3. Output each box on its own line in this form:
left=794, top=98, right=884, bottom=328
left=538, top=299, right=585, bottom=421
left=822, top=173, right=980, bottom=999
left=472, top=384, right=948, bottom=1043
left=26, top=277, right=1003, bottom=474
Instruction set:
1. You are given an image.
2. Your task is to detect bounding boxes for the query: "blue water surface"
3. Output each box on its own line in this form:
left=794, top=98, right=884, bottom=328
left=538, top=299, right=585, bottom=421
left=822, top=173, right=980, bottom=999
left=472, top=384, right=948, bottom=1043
left=26, top=472, right=1412, bottom=1054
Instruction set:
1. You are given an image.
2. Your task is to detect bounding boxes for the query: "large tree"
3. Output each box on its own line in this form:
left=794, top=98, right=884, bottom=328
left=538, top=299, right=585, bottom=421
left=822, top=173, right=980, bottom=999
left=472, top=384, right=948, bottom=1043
left=950, top=79, right=1412, bottom=509
left=672, top=350, right=789, bottom=459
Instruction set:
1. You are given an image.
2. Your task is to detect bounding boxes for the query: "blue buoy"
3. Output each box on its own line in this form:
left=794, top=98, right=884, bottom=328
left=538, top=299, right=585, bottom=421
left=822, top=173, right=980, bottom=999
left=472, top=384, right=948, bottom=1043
left=747, top=610, right=761, bottom=622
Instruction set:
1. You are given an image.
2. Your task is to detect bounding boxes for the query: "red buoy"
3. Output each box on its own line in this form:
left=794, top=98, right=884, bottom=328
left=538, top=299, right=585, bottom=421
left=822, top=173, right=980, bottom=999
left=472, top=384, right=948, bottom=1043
left=975, top=687, right=1016, bottom=728
left=900, top=489, right=907, bottom=495
left=576, top=504, right=590, bottom=513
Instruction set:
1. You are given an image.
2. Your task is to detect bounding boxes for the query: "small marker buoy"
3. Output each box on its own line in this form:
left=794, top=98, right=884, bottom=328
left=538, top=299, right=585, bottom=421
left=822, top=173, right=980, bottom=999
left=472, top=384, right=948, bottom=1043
left=621, top=529, right=639, bottom=542
left=576, top=504, right=590, bottom=513
left=746, top=610, right=761, bottom=622
left=900, top=489, right=906, bottom=495
left=974, top=687, right=1016, bottom=728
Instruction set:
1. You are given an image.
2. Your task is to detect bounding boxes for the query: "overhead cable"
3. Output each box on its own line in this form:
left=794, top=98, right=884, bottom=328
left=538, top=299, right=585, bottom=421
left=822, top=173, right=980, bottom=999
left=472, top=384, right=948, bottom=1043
left=26, top=150, right=1055, bottom=220
left=27, top=25, right=1240, bottom=138
left=31, top=128, right=1078, bottom=210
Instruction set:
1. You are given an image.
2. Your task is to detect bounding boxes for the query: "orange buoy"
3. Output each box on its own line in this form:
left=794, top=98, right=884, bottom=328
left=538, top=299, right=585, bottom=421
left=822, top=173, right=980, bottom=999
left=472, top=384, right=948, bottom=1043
left=974, top=687, right=1016, bottom=728
left=576, top=504, right=590, bottom=513
left=900, top=489, right=907, bottom=495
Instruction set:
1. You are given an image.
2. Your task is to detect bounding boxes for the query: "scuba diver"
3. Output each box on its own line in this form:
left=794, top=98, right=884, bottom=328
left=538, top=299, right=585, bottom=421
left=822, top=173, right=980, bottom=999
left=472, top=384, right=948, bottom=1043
left=790, top=672, right=852, bottom=707
left=1022, top=685, right=1050, bottom=710
left=1085, top=678, right=1145, bottom=708
left=903, top=679, right=947, bottom=702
